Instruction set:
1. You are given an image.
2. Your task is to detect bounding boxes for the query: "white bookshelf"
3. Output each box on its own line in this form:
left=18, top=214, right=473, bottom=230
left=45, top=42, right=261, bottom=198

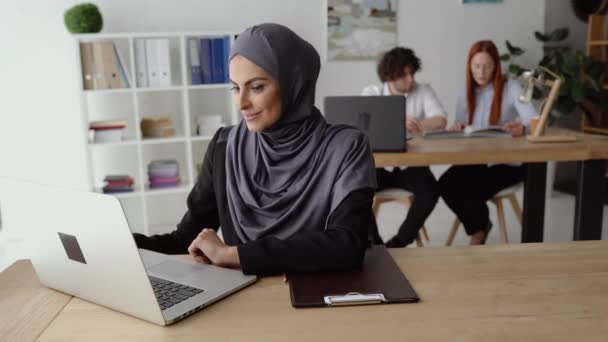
left=74, top=31, right=238, bottom=235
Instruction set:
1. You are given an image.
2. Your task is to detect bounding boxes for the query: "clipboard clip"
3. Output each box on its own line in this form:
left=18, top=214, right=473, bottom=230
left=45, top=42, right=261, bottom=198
left=323, top=292, right=387, bottom=306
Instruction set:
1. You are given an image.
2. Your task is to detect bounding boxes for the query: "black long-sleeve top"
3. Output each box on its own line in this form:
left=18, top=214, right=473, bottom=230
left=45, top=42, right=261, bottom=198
left=134, top=127, right=376, bottom=276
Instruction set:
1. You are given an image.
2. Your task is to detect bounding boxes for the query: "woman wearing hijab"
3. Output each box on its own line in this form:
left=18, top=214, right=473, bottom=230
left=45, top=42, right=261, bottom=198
left=438, top=40, right=537, bottom=245
left=134, top=23, right=377, bottom=276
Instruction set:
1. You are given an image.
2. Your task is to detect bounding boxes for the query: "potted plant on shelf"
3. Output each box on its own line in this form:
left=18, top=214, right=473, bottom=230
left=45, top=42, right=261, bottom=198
left=64, top=3, right=103, bottom=34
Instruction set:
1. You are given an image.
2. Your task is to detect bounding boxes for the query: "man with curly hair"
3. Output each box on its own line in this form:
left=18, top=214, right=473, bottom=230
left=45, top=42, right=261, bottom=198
left=362, top=47, right=446, bottom=248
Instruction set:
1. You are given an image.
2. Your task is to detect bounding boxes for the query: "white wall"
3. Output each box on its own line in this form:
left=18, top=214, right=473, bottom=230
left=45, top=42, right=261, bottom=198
left=320, top=0, right=546, bottom=119
left=545, top=0, right=588, bottom=52
left=0, top=0, right=90, bottom=190
left=0, top=0, right=551, bottom=192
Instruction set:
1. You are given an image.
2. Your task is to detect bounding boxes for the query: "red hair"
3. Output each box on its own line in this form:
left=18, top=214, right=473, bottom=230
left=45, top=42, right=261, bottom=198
left=466, top=40, right=504, bottom=125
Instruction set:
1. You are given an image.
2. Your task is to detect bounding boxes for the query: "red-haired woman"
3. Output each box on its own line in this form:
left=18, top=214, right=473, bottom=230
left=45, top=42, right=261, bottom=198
left=438, top=40, right=537, bottom=245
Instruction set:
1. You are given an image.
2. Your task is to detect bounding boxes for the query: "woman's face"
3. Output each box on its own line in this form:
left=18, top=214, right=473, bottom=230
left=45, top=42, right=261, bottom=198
left=229, top=55, right=282, bottom=132
left=470, top=52, right=495, bottom=88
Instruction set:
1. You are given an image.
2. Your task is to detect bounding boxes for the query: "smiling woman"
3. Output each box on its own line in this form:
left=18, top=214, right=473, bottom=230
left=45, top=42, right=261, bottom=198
left=229, top=56, right=282, bottom=132
left=133, top=23, right=378, bottom=276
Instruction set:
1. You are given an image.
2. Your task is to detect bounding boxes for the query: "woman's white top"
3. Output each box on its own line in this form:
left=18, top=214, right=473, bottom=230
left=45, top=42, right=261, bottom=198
left=361, top=82, right=446, bottom=120
left=454, top=78, right=538, bottom=168
left=454, top=78, right=537, bottom=129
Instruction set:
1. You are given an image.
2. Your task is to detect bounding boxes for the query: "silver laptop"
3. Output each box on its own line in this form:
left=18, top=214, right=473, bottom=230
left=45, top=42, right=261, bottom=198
left=324, top=95, right=407, bottom=152
left=0, top=178, right=256, bottom=326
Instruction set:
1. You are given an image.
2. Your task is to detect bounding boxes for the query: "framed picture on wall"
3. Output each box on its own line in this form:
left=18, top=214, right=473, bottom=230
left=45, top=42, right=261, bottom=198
left=327, top=0, right=397, bottom=61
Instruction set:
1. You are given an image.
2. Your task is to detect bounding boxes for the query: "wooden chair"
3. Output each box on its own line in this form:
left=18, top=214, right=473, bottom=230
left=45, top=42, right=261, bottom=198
left=445, top=183, right=523, bottom=246
left=372, top=189, right=430, bottom=247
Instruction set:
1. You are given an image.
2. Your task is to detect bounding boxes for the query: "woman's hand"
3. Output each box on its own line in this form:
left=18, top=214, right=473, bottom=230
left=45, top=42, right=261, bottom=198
left=406, top=117, right=423, bottom=133
left=502, top=121, right=525, bottom=136
left=448, top=122, right=465, bottom=131
left=187, top=229, right=241, bottom=268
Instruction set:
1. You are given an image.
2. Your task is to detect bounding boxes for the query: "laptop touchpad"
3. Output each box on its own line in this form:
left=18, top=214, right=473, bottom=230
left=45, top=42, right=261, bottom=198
left=149, top=260, right=201, bottom=279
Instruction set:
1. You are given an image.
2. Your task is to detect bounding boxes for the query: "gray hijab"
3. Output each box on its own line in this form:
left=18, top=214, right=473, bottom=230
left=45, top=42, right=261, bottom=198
left=225, top=23, right=376, bottom=242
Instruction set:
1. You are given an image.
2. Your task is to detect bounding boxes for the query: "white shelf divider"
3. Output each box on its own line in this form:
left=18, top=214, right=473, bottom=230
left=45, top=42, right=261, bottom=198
left=144, top=183, right=192, bottom=196
left=181, top=36, right=196, bottom=192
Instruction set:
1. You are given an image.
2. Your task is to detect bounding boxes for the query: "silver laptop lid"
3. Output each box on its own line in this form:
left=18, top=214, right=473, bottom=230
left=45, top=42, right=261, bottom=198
left=1, top=178, right=258, bottom=325
left=0, top=178, right=166, bottom=325
left=324, top=95, right=407, bottom=152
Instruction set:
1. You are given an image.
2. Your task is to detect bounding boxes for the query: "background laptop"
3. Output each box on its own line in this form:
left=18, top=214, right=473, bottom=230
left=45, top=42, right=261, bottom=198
left=324, top=95, right=407, bottom=152
left=0, top=178, right=256, bottom=326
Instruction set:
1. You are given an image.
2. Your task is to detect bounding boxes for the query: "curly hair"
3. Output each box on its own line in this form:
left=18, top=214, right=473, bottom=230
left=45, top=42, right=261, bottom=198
left=377, top=47, right=421, bottom=82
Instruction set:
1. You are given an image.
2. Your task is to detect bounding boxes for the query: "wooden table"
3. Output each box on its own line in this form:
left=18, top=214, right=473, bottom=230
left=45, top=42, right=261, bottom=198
left=0, top=260, right=71, bottom=342
left=374, top=128, right=608, bottom=242
left=3, top=241, right=608, bottom=341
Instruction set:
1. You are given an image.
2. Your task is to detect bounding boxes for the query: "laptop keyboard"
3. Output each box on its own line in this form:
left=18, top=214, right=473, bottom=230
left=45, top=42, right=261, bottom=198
left=149, top=276, right=204, bottom=311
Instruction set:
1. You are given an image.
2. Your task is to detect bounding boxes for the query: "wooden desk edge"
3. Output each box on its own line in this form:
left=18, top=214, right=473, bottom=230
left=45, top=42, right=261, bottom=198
left=0, top=259, right=74, bottom=342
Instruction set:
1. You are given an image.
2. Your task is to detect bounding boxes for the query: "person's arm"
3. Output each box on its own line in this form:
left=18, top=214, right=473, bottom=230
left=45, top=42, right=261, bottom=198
left=361, top=84, right=381, bottom=96
left=133, top=129, right=222, bottom=254
left=186, top=189, right=374, bottom=274
left=512, top=82, right=538, bottom=131
left=450, top=89, right=468, bottom=130
left=420, top=85, right=447, bottom=131
left=502, top=80, right=538, bottom=136
left=421, top=116, right=447, bottom=131
left=237, top=188, right=373, bottom=276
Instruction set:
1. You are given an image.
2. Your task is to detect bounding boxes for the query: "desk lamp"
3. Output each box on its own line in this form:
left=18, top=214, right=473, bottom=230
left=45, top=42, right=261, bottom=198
left=519, top=66, right=577, bottom=143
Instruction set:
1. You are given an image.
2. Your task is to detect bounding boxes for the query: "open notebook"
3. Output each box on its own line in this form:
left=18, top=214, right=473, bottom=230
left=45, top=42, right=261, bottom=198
left=424, top=125, right=512, bottom=139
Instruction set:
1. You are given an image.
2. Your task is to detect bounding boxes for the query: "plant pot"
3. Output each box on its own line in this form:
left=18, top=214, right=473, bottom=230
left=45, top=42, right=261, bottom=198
left=571, top=0, right=608, bottom=22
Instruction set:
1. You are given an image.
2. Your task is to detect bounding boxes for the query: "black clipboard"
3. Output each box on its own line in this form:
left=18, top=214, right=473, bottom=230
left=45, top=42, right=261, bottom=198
left=288, top=245, right=420, bottom=307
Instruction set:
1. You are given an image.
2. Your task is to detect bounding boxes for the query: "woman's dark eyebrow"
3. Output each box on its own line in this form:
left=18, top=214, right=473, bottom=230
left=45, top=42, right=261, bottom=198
left=229, top=77, right=269, bottom=86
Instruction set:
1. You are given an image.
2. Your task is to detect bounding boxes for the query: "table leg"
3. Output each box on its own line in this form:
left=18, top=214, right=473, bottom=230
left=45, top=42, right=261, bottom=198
left=522, top=162, right=546, bottom=243
left=573, top=160, right=606, bottom=240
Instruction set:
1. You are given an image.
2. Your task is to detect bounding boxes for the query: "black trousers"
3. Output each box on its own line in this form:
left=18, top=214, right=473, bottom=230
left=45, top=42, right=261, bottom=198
left=374, top=167, right=440, bottom=245
left=438, top=164, right=523, bottom=236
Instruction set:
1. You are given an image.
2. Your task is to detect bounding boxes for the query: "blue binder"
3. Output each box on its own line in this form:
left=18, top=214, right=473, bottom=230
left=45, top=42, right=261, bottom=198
left=188, top=38, right=202, bottom=85
left=199, top=38, right=213, bottom=84
left=222, top=36, right=231, bottom=83
left=211, top=38, right=224, bottom=84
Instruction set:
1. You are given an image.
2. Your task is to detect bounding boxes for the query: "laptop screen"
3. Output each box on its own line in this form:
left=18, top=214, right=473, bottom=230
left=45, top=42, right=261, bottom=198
left=323, top=95, right=407, bottom=152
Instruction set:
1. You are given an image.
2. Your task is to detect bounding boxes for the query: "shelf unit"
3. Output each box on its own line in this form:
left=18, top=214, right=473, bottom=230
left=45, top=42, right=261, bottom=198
left=74, top=32, right=238, bottom=235
left=584, top=15, right=608, bottom=135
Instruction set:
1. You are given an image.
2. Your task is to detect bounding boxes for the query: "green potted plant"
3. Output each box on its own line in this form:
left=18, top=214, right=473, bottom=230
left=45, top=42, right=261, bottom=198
left=500, top=27, right=608, bottom=128
left=64, top=3, right=103, bottom=34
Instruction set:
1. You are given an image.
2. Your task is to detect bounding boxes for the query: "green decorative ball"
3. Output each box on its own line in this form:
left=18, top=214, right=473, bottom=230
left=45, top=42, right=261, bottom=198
left=64, top=3, right=103, bottom=33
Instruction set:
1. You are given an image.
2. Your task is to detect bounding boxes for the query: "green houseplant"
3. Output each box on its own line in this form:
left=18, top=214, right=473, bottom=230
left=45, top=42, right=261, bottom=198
left=64, top=3, right=103, bottom=34
left=500, top=28, right=608, bottom=126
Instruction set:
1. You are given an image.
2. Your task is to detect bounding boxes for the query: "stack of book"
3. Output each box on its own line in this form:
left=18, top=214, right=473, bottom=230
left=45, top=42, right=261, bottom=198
left=102, top=175, right=134, bottom=194
left=90, top=120, right=127, bottom=143
left=148, top=160, right=180, bottom=189
left=187, top=36, right=230, bottom=85
left=141, top=117, right=176, bottom=138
